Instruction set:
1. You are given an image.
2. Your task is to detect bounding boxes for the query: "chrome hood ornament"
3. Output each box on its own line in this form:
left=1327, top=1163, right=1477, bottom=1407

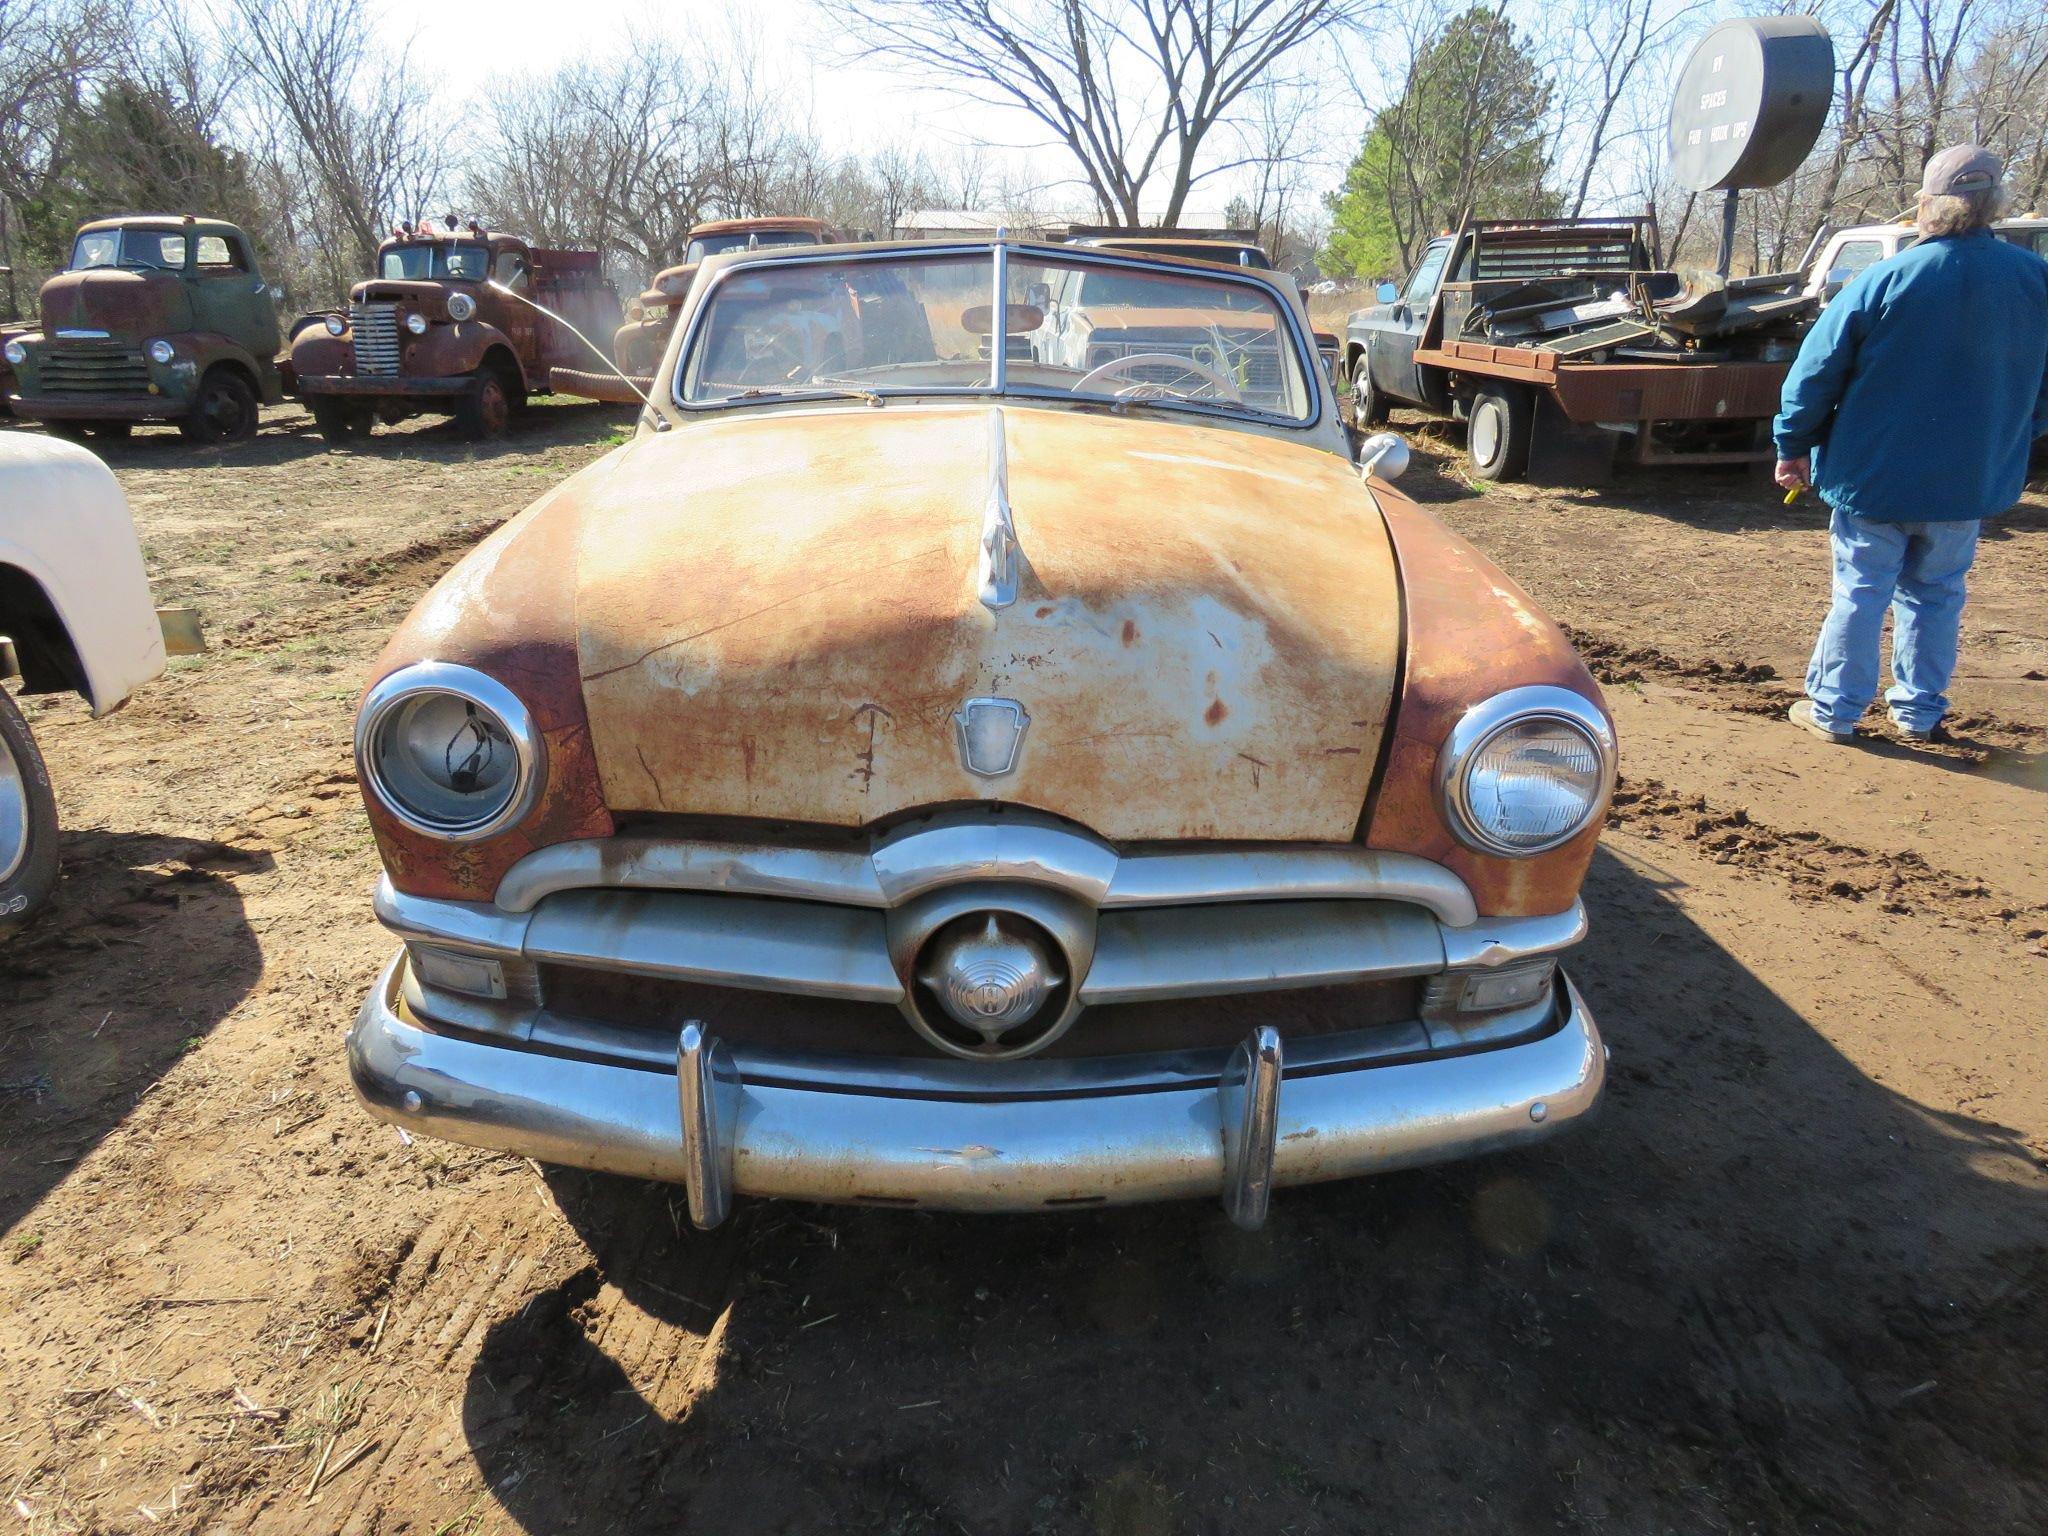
left=954, top=696, right=1030, bottom=777
left=978, top=407, right=1020, bottom=610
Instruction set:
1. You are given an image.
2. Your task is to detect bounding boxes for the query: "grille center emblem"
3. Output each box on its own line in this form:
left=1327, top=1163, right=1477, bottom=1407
left=954, top=696, right=1029, bottom=777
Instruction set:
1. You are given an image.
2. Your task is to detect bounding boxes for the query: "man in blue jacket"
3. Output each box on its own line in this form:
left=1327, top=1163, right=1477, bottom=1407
left=1775, top=145, right=2048, bottom=743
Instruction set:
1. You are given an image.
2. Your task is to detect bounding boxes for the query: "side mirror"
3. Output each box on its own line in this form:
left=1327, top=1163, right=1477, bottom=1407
left=1821, top=266, right=1851, bottom=298
left=1358, top=431, right=1408, bottom=482
left=1376, top=281, right=1400, bottom=304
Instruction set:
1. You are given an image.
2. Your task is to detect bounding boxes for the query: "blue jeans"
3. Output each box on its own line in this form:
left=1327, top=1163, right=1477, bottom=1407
left=1805, top=508, right=1980, bottom=733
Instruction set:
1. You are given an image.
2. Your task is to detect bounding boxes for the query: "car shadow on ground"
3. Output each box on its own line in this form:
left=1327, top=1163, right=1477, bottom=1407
left=0, top=828, right=267, bottom=1236
left=453, top=847, right=2048, bottom=1535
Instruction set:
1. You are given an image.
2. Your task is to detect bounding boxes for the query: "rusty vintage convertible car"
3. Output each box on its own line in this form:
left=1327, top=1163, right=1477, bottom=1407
left=347, top=239, right=1615, bottom=1230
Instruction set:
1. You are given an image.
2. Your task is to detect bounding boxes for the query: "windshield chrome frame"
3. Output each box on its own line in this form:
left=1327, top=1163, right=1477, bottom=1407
left=666, top=240, right=1324, bottom=432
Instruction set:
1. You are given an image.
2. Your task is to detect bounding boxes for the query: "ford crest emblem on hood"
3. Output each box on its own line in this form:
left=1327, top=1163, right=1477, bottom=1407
left=954, top=697, right=1030, bottom=777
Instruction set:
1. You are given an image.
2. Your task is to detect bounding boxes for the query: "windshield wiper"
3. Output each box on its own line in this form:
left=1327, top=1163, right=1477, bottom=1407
left=728, top=385, right=885, bottom=408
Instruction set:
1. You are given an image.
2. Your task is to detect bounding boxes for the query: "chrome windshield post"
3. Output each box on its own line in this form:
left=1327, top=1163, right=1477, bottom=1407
left=991, top=240, right=1009, bottom=395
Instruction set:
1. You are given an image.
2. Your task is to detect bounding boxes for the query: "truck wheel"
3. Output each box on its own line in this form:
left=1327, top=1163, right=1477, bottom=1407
left=0, top=688, right=61, bottom=939
left=310, top=398, right=374, bottom=445
left=1349, top=357, right=1387, bottom=426
left=1467, top=384, right=1533, bottom=482
left=180, top=368, right=259, bottom=444
left=455, top=368, right=512, bottom=440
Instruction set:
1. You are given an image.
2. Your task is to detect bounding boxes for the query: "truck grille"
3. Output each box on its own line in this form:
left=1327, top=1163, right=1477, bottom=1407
left=38, top=343, right=150, bottom=397
left=349, top=302, right=401, bottom=375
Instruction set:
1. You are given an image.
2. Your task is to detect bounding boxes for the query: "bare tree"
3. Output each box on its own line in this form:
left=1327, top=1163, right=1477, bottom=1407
left=814, top=0, right=1367, bottom=226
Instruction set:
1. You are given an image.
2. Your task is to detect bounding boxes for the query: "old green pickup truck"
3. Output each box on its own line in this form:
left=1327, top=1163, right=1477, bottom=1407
left=4, top=215, right=285, bottom=443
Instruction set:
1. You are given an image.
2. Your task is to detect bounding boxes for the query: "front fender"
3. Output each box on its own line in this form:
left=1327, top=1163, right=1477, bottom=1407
left=409, top=321, right=511, bottom=383
left=1361, top=492, right=1612, bottom=918
left=0, top=437, right=165, bottom=713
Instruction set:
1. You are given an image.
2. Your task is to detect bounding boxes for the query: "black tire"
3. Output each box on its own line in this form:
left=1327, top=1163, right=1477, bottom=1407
left=1349, top=353, right=1388, bottom=426
left=1466, top=383, right=1533, bottom=482
left=0, top=688, right=61, bottom=939
left=455, top=366, right=513, bottom=440
left=179, top=367, right=259, bottom=443
left=310, top=397, right=374, bottom=445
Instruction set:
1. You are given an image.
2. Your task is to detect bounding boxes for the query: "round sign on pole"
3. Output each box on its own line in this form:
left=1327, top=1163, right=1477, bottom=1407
left=1667, top=16, right=1835, bottom=192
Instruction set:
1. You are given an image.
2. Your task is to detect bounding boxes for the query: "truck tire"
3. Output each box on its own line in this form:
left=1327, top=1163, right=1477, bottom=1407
left=0, top=688, right=60, bottom=939
left=1349, top=355, right=1388, bottom=426
left=179, top=367, right=259, bottom=444
left=455, top=366, right=512, bottom=440
left=1467, top=383, right=1533, bottom=482
left=310, top=397, right=374, bottom=445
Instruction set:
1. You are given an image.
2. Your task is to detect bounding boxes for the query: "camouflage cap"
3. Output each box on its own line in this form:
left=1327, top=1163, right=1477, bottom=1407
left=1919, top=145, right=2002, bottom=197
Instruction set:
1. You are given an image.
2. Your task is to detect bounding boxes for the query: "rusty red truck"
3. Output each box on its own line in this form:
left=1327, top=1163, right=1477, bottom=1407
left=289, top=220, right=621, bottom=443
left=4, top=215, right=285, bottom=442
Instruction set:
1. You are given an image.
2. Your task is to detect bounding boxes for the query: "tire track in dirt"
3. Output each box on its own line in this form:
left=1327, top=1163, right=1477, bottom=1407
left=1608, top=775, right=2048, bottom=950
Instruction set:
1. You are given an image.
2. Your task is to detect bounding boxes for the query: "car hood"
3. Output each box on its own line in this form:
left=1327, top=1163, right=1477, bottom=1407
left=572, top=404, right=1402, bottom=841
left=39, top=268, right=192, bottom=338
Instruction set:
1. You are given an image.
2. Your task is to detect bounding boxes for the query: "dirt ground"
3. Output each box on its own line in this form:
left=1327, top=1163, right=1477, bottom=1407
left=2, top=398, right=2045, bottom=1535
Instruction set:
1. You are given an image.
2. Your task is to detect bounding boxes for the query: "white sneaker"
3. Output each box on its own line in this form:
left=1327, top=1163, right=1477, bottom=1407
left=1788, top=700, right=1855, bottom=743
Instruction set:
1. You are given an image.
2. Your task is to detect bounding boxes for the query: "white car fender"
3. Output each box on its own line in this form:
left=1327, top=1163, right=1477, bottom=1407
left=0, top=435, right=166, bottom=715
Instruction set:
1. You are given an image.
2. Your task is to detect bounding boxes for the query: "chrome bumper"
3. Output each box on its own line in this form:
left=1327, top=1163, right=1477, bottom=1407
left=349, top=950, right=1605, bottom=1229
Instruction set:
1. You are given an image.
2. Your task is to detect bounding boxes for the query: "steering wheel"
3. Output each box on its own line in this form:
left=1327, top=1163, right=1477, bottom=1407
left=1073, top=351, right=1242, bottom=404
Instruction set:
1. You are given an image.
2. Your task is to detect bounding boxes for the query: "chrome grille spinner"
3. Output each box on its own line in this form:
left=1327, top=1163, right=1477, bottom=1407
left=349, top=302, right=402, bottom=375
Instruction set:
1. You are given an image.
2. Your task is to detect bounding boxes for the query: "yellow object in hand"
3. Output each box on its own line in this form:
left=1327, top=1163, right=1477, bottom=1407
left=1783, top=485, right=1802, bottom=504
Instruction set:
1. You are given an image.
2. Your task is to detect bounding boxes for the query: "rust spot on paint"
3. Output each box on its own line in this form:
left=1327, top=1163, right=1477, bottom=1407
left=1204, top=698, right=1228, bottom=726
left=1121, top=618, right=1139, bottom=646
left=1035, top=604, right=1056, bottom=618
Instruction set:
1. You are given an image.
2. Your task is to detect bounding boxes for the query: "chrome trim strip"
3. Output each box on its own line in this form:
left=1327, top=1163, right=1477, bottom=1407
left=1080, top=900, right=1444, bottom=1004
left=977, top=405, right=1020, bottom=610
left=1439, top=900, right=1586, bottom=969
left=492, top=824, right=1477, bottom=927
left=377, top=876, right=531, bottom=953
left=1220, top=1027, right=1282, bottom=1230
left=524, top=890, right=903, bottom=1003
left=493, top=836, right=884, bottom=914
left=349, top=955, right=1604, bottom=1219
left=1104, top=846, right=1477, bottom=926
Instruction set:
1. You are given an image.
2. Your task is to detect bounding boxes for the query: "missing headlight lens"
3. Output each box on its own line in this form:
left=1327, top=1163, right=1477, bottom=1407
left=357, top=665, right=541, bottom=840
left=1440, top=688, right=1614, bottom=857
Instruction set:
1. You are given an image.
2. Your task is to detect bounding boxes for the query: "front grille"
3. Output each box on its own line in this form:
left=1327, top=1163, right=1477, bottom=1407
left=349, top=302, right=401, bottom=375
left=38, top=343, right=150, bottom=396
left=1086, top=329, right=1284, bottom=398
left=535, top=963, right=1422, bottom=1061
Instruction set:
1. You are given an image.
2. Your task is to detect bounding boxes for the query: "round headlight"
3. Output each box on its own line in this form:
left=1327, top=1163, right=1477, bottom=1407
left=324, top=313, right=346, bottom=337
left=1438, top=687, right=1615, bottom=857
left=3, top=339, right=25, bottom=366
left=356, top=664, right=541, bottom=841
left=446, top=291, right=476, bottom=322
left=404, top=311, right=429, bottom=336
left=147, top=339, right=175, bottom=365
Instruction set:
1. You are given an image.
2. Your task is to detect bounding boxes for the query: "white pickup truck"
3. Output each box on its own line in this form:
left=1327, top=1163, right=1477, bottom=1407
left=1805, top=216, right=2048, bottom=302
left=0, top=435, right=178, bottom=933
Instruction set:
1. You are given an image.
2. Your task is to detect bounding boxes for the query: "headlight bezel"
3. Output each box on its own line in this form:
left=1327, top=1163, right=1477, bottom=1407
left=355, top=662, right=544, bottom=843
left=3, top=338, right=26, bottom=366
left=324, top=313, right=346, bottom=337
left=1436, top=685, right=1615, bottom=858
left=446, top=291, right=477, bottom=322
left=404, top=311, right=429, bottom=336
left=147, top=338, right=175, bottom=365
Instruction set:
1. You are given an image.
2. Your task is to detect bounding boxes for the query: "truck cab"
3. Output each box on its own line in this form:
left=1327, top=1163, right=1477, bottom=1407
left=608, top=217, right=841, bottom=384
left=290, top=221, right=622, bottom=443
left=1804, top=217, right=2048, bottom=305
left=3, top=216, right=284, bottom=443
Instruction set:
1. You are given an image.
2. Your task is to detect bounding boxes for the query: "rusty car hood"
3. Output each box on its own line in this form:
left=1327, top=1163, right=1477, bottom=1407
left=571, top=405, right=1402, bottom=841
left=39, top=268, right=191, bottom=337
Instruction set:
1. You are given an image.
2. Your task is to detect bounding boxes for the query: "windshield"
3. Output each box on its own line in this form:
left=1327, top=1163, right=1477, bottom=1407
left=678, top=248, right=1314, bottom=423
left=70, top=228, right=186, bottom=272
left=378, top=242, right=491, bottom=281
left=685, top=229, right=822, bottom=265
